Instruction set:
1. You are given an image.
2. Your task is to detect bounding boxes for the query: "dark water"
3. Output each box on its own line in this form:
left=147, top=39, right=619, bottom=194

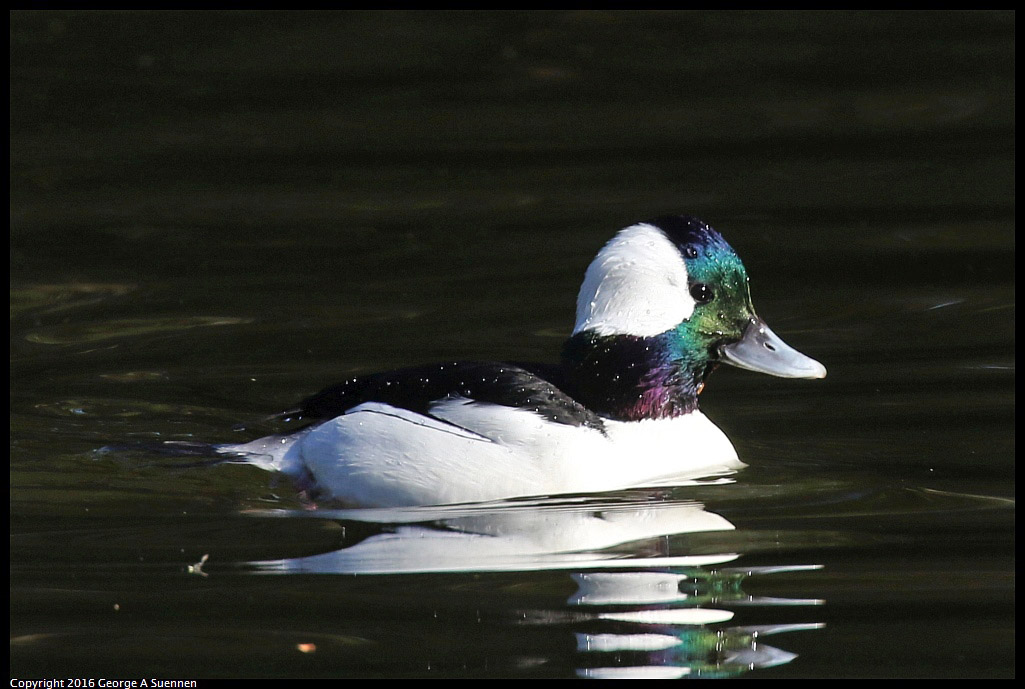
left=10, top=11, right=1014, bottom=679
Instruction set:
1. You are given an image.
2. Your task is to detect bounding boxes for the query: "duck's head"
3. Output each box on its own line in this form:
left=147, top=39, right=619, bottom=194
left=565, top=215, right=824, bottom=420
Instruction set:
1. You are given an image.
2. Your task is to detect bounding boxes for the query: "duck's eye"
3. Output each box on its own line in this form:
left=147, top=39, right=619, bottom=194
left=690, top=282, right=714, bottom=304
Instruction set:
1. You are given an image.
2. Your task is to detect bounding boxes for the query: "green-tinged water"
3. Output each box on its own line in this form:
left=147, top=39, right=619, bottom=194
left=10, top=11, right=1014, bottom=679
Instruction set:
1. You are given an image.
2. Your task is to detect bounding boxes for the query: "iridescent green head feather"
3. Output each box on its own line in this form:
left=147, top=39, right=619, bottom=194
left=660, top=216, right=756, bottom=367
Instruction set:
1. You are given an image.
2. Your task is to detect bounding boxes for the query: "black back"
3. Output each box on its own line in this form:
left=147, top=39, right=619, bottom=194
left=282, top=361, right=606, bottom=433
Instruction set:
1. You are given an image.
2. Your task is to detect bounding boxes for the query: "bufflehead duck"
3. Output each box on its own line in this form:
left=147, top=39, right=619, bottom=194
left=223, top=215, right=825, bottom=507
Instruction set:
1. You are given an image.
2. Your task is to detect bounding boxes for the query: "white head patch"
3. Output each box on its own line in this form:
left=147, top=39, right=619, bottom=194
left=573, top=223, right=695, bottom=337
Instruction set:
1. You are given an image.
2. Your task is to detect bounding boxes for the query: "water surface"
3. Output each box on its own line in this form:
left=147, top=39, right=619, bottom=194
left=10, top=11, right=1014, bottom=678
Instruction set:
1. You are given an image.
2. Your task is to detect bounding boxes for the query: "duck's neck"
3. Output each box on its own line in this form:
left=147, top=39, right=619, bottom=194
left=560, top=330, right=713, bottom=422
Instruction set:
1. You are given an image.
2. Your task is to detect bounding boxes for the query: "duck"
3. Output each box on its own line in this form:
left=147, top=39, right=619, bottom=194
left=220, top=214, right=826, bottom=508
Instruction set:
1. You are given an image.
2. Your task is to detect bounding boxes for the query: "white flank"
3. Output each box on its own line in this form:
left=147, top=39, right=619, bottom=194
left=573, top=222, right=695, bottom=337
left=230, top=398, right=742, bottom=508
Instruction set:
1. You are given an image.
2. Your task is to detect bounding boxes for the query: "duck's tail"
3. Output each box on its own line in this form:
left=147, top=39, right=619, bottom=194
left=96, top=432, right=306, bottom=478
left=94, top=440, right=227, bottom=469
left=214, top=433, right=305, bottom=477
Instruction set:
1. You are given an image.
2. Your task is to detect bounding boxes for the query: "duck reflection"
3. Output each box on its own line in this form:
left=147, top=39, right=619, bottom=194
left=244, top=493, right=823, bottom=677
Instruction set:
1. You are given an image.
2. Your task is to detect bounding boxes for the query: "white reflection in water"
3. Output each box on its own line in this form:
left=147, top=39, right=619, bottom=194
left=250, top=498, right=737, bottom=574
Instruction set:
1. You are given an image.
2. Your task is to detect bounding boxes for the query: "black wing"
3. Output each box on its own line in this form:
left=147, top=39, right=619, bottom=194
left=279, top=361, right=605, bottom=433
